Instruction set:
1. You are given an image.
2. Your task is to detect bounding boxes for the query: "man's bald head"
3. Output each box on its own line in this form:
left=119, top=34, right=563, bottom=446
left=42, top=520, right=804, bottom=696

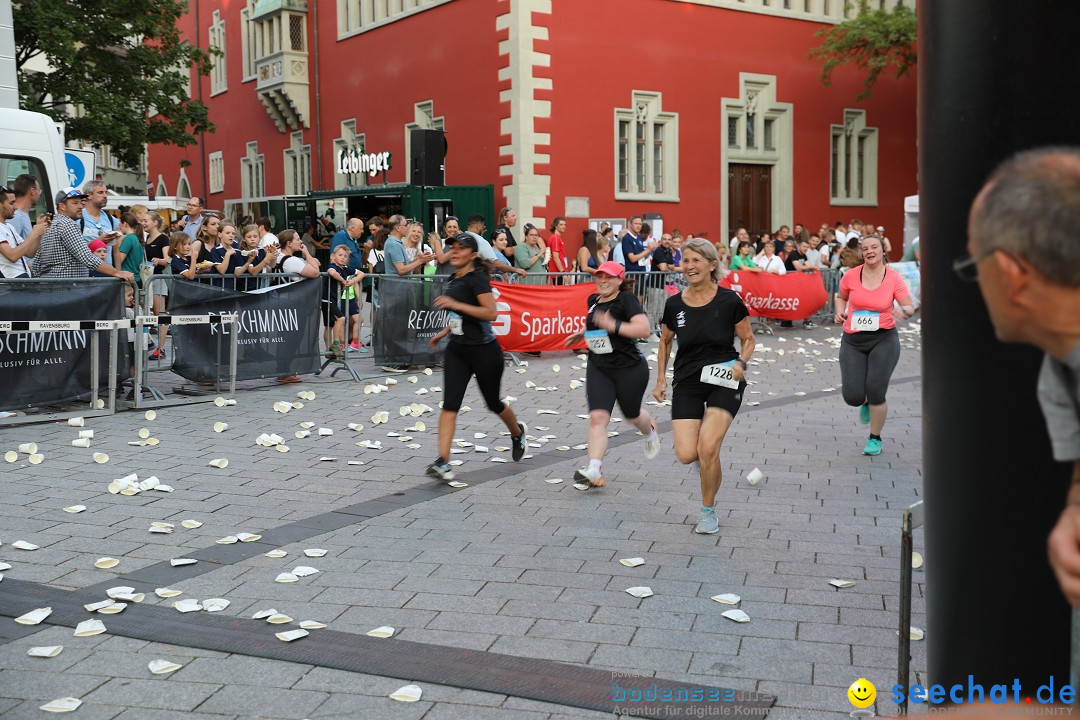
left=971, top=147, right=1080, bottom=287
left=346, top=217, right=364, bottom=238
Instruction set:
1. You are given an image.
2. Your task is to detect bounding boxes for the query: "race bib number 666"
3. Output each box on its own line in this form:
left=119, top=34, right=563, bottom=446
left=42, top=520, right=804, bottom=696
left=851, top=310, right=880, bottom=332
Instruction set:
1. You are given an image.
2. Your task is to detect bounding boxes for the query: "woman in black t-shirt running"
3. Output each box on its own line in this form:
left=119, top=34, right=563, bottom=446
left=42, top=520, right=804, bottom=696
left=653, top=239, right=756, bottom=535
left=563, top=261, right=660, bottom=489
left=425, top=233, right=528, bottom=483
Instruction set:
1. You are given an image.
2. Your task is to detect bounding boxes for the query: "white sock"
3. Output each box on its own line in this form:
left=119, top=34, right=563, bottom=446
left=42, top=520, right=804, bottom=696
left=588, top=458, right=602, bottom=471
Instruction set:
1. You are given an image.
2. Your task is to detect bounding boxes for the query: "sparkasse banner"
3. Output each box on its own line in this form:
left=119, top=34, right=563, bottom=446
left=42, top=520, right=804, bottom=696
left=720, top=270, right=827, bottom=321
left=489, top=281, right=592, bottom=352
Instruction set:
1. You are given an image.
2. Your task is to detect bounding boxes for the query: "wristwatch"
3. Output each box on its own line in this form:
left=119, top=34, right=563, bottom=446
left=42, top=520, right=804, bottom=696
left=734, top=358, right=748, bottom=370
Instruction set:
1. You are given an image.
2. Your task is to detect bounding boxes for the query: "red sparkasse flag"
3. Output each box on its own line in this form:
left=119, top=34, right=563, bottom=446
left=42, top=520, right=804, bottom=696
left=490, top=281, right=593, bottom=352
left=720, top=271, right=827, bottom=321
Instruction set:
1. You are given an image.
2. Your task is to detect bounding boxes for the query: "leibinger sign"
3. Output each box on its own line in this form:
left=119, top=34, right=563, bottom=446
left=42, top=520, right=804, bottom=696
left=336, top=148, right=391, bottom=177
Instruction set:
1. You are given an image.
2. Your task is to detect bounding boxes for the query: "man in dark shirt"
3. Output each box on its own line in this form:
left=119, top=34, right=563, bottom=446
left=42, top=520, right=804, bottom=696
left=782, top=238, right=817, bottom=329
left=648, top=233, right=678, bottom=327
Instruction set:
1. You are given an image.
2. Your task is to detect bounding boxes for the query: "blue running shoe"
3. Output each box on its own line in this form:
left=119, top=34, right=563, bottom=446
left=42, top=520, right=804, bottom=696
left=863, top=436, right=882, bottom=456
left=858, top=403, right=870, bottom=425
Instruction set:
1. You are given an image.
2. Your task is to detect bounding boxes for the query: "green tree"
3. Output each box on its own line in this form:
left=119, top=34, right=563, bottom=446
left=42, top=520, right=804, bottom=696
left=13, top=0, right=215, bottom=168
left=809, top=0, right=917, bottom=101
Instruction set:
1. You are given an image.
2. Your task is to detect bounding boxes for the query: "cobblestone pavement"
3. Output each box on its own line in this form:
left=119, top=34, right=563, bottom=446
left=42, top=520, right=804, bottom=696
left=0, top=319, right=926, bottom=719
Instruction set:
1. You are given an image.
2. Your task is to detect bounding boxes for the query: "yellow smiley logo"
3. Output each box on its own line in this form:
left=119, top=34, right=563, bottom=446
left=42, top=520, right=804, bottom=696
left=847, top=678, right=876, bottom=709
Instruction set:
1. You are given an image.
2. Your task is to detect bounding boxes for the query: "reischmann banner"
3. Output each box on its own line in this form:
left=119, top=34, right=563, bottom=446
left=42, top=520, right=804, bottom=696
left=169, top=278, right=322, bottom=382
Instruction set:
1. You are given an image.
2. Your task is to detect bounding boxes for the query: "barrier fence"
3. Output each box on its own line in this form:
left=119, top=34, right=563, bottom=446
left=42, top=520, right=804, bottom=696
left=0, top=277, right=128, bottom=425
left=2, top=262, right=900, bottom=420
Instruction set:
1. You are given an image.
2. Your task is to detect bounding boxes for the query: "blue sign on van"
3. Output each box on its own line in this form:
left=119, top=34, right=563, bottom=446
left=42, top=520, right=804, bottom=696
left=64, top=150, right=96, bottom=189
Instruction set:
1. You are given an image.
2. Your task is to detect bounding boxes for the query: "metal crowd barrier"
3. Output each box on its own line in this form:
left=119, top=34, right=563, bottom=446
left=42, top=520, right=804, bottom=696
left=896, top=499, right=924, bottom=717
left=131, top=311, right=238, bottom=409
left=0, top=317, right=123, bottom=427
left=138, top=272, right=370, bottom=403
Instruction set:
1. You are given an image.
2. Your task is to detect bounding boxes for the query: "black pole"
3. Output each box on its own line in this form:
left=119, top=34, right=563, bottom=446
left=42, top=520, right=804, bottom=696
left=921, top=0, right=1075, bottom=693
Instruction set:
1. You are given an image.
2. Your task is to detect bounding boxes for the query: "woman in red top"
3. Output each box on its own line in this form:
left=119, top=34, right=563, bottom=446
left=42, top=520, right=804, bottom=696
left=834, top=236, right=916, bottom=456
left=547, top=216, right=567, bottom=284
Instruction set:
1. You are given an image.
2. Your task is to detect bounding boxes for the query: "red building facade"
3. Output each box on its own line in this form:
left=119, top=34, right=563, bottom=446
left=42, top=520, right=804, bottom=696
left=149, top=0, right=916, bottom=252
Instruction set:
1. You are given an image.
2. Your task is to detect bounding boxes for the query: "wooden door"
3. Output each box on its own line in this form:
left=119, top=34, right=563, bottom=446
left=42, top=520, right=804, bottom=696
left=728, top=163, right=772, bottom=239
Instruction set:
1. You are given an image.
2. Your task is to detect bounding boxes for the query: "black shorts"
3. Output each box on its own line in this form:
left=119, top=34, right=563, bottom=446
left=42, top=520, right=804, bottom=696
left=321, top=302, right=343, bottom=325
left=670, top=379, right=745, bottom=421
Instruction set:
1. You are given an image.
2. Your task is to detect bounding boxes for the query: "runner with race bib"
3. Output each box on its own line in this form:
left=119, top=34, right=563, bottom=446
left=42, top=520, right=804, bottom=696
left=833, top=235, right=916, bottom=456
left=563, top=261, right=660, bottom=489
left=426, top=233, right=528, bottom=482
left=652, top=239, right=755, bottom=535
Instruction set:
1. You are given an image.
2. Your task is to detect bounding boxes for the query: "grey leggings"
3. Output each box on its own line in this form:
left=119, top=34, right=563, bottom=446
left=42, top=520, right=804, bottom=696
left=839, top=328, right=901, bottom=406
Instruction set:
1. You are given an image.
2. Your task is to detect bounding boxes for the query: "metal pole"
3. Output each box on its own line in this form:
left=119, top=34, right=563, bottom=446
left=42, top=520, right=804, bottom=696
left=921, top=0, right=1074, bottom=691
left=89, top=329, right=99, bottom=410
left=897, top=507, right=914, bottom=717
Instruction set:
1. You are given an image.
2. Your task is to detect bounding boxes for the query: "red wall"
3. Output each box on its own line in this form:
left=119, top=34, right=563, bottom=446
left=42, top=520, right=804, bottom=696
left=536, top=0, right=916, bottom=253
left=150, top=0, right=503, bottom=203
left=149, top=0, right=916, bottom=258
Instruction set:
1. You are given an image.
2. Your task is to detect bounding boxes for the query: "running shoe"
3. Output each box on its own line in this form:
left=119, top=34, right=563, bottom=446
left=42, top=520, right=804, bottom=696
left=357, top=344, right=370, bottom=354
left=643, top=426, right=660, bottom=460
left=349, top=341, right=360, bottom=350
left=148, top=348, right=166, bottom=360
left=802, top=320, right=817, bottom=329
left=425, top=459, right=455, bottom=482
left=511, top=422, right=528, bottom=461
left=694, top=507, right=719, bottom=535
left=858, top=403, right=870, bottom=425
left=863, top=436, right=883, bottom=456
left=573, top=465, right=604, bottom=488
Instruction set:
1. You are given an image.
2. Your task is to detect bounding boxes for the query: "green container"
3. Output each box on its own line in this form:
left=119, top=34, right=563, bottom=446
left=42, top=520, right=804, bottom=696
left=305, top=184, right=495, bottom=238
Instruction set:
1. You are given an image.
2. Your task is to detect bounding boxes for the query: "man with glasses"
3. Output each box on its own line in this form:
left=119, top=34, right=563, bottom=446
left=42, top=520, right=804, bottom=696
left=964, top=147, right=1080, bottom=607
left=34, top=187, right=134, bottom=282
left=178, top=197, right=206, bottom=240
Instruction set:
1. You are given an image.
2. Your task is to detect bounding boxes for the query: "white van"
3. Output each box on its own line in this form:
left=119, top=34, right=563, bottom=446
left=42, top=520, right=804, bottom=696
left=0, top=107, right=68, bottom=219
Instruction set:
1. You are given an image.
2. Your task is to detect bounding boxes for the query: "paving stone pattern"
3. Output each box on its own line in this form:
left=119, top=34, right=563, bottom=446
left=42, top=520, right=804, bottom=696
left=0, top=321, right=926, bottom=719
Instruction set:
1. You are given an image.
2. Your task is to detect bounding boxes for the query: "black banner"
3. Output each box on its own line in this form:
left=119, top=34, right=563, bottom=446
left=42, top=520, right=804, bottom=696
left=373, top=275, right=449, bottom=365
left=0, top=278, right=129, bottom=410
left=169, top=278, right=321, bottom=381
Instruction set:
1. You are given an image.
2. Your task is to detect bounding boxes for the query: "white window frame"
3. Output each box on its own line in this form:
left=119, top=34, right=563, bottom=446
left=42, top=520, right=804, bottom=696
left=283, top=132, right=312, bottom=196
left=829, top=109, right=879, bottom=206
left=613, top=91, right=679, bottom=202
left=333, top=119, right=368, bottom=190
left=240, top=141, right=265, bottom=199
left=720, top=73, right=794, bottom=237
left=208, top=151, right=225, bottom=195
left=336, top=0, right=453, bottom=40
left=209, top=10, right=227, bottom=96
left=241, top=1, right=257, bottom=82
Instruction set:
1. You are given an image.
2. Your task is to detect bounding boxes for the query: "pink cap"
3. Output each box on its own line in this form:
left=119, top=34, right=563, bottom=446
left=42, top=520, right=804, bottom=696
left=88, top=240, right=107, bottom=252
left=595, top=261, right=625, bottom=278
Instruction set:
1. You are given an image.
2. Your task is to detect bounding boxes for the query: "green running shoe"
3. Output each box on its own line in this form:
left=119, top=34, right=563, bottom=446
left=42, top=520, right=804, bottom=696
left=858, top=403, right=870, bottom=425
left=863, top=436, right=882, bottom=456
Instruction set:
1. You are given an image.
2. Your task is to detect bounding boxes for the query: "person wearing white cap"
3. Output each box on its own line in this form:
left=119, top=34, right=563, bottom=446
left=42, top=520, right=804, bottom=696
left=33, top=188, right=134, bottom=281
left=563, top=260, right=660, bottom=488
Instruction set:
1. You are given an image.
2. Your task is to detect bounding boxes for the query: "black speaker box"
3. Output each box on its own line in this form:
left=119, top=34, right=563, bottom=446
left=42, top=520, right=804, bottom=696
left=410, top=129, right=447, bottom=186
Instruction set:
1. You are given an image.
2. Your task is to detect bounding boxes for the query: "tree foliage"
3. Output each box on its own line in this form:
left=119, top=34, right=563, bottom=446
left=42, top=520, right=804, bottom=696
left=13, top=0, right=215, bottom=167
left=809, top=0, right=917, bottom=101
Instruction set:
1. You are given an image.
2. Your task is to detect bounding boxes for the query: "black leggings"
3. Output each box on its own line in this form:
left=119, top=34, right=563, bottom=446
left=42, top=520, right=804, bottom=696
left=586, top=358, right=649, bottom=418
left=443, top=340, right=506, bottom=414
left=839, top=328, right=901, bottom=406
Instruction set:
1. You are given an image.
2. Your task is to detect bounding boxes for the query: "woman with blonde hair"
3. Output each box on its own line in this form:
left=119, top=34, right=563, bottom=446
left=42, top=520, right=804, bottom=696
left=653, top=238, right=755, bottom=535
